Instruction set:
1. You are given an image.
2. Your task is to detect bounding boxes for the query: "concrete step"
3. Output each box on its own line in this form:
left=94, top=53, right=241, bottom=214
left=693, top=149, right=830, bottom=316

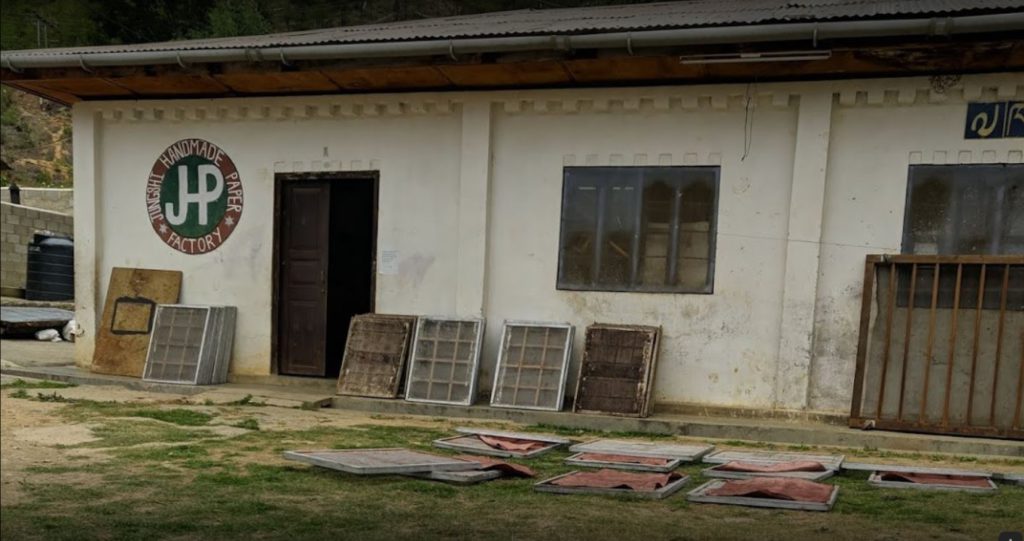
left=0, top=365, right=332, bottom=409
left=329, top=395, right=1024, bottom=459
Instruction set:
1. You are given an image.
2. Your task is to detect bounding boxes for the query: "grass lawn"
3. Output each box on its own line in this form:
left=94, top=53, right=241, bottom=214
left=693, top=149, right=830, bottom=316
left=1, top=389, right=1021, bottom=541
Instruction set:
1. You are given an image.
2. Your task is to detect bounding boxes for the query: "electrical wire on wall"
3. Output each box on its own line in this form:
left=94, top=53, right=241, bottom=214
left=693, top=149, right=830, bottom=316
left=741, top=81, right=757, bottom=161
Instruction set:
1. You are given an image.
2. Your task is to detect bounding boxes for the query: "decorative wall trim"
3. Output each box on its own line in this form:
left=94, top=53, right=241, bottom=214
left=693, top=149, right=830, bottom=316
left=561, top=152, right=723, bottom=167
left=271, top=159, right=382, bottom=173
left=89, top=74, right=1023, bottom=122
left=908, top=149, right=1023, bottom=165
left=834, top=80, right=1023, bottom=107
left=98, top=98, right=457, bottom=123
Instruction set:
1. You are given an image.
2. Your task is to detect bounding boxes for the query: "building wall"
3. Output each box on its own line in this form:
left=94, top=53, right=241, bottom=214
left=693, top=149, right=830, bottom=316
left=0, top=187, right=74, bottom=214
left=809, top=81, right=1024, bottom=411
left=0, top=201, right=74, bottom=292
left=70, top=73, right=1023, bottom=413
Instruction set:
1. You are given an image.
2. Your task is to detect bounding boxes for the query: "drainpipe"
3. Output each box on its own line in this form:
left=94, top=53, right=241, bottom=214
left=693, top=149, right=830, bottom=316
left=2, top=12, right=1022, bottom=70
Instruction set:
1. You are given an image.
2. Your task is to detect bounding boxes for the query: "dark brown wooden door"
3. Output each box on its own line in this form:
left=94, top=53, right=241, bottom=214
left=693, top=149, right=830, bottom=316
left=278, top=182, right=331, bottom=376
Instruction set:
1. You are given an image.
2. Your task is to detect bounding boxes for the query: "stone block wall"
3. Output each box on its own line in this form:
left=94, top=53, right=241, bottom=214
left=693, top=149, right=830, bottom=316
left=0, top=201, right=74, bottom=292
left=0, top=187, right=74, bottom=214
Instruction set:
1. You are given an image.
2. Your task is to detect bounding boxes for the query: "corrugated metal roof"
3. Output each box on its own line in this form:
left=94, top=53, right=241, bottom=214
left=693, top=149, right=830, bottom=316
left=7, top=0, right=1024, bottom=58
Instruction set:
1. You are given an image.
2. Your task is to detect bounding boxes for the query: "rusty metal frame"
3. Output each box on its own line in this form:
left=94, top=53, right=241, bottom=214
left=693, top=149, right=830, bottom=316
left=849, top=254, right=1024, bottom=440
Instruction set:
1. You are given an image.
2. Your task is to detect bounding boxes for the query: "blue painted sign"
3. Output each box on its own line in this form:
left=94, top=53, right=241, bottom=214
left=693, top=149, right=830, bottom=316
left=965, top=101, right=1024, bottom=139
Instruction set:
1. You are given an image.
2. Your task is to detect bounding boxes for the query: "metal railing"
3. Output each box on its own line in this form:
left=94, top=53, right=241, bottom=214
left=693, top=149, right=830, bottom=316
left=849, top=254, right=1024, bottom=440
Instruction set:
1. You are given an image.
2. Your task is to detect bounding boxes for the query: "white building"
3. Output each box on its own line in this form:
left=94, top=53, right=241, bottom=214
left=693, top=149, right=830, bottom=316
left=2, top=1, right=1021, bottom=438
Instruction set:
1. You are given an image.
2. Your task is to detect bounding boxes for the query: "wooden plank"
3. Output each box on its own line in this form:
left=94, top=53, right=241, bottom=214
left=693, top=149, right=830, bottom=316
left=701, top=464, right=834, bottom=481
left=24, top=77, right=135, bottom=97
left=534, top=471, right=689, bottom=499
left=569, top=439, right=713, bottom=461
left=282, top=448, right=478, bottom=474
left=859, top=255, right=1024, bottom=265
left=214, top=71, right=339, bottom=93
left=564, top=452, right=682, bottom=473
left=336, top=314, right=416, bottom=399
left=849, top=257, right=877, bottom=422
left=453, top=427, right=571, bottom=445
left=439, top=61, right=571, bottom=87
left=91, top=267, right=183, bottom=378
left=702, top=451, right=844, bottom=470
left=867, top=472, right=998, bottom=493
left=322, top=66, right=451, bottom=90
left=686, top=480, right=838, bottom=512
left=432, top=435, right=561, bottom=458
left=876, top=262, right=898, bottom=419
left=114, top=74, right=230, bottom=96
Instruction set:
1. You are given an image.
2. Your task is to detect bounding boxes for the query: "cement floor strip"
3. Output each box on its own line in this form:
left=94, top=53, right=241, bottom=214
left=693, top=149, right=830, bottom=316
left=4, top=364, right=1023, bottom=460
left=327, top=396, right=1024, bottom=458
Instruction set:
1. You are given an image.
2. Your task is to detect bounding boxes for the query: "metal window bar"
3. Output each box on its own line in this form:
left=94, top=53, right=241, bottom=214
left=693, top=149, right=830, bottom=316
left=849, top=254, right=1024, bottom=440
left=490, top=321, right=574, bottom=412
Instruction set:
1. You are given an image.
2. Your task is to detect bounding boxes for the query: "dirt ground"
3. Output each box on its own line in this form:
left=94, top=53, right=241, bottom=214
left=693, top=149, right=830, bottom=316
left=0, top=339, right=75, bottom=367
left=0, top=377, right=470, bottom=506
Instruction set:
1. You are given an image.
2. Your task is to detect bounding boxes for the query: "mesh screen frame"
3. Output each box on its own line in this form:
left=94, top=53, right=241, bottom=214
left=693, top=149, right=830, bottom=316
left=142, top=304, right=236, bottom=385
left=490, top=321, right=573, bottom=412
left=404, top=316, right=484, bottom=406
left=142, top=305, right=211, bottom=384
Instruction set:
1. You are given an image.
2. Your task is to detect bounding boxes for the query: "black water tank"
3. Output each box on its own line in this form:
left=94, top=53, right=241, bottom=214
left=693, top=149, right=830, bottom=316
left=25, top=233, right=74, bottom=301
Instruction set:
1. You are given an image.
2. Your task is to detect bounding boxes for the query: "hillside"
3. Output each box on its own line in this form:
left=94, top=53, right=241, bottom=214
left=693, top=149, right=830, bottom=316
left=0, top=87, right=71, bottom=188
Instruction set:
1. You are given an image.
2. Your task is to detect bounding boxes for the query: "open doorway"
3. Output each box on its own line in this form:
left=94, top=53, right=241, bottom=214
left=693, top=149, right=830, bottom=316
left=274, top=172, right=377, bottom=378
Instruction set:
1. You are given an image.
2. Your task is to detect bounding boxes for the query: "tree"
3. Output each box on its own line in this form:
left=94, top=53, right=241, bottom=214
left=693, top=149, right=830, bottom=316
left=200, top=0, right=271, bottom=38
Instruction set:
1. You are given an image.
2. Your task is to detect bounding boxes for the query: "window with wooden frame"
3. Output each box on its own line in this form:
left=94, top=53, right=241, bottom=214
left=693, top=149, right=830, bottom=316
left=898, top=164, right=1024, bottom=310
left=557, top=166, right=719, bottom=293
left=902, top=164, right=1024, bottom=256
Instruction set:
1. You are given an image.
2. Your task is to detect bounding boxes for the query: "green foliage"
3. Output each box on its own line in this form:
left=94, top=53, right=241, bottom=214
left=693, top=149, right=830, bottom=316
left=125, top=408, right=215, bottom=426
left=231, top=417, right=261, bottom=430
left=0, top=378, right=76, bottom=390
left=1, top=87, right=20, bottom=125
left=199, top=0, right=271, bottom=38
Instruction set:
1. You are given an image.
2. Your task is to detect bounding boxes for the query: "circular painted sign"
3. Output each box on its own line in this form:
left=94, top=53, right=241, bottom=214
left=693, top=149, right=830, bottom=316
left=146, top=138, right=243, bottom=254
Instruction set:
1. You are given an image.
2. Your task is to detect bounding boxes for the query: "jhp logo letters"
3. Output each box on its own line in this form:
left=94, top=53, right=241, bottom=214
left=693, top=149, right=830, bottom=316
left=146, top=139, right=244, bottom=254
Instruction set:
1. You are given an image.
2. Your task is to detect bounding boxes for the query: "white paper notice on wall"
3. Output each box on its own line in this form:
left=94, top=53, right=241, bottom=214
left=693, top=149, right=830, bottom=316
left=379, top=250, right=399, bottom=275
